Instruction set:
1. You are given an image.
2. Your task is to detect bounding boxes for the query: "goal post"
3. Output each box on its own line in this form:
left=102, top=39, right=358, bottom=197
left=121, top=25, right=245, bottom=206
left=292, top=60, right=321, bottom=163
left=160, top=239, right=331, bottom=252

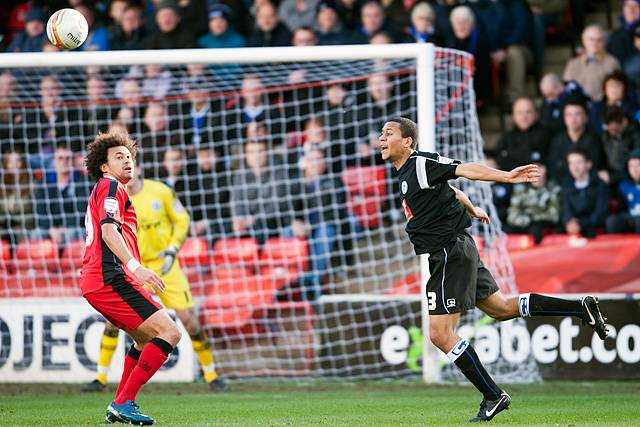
left=0, top=44, right=537, bottom=384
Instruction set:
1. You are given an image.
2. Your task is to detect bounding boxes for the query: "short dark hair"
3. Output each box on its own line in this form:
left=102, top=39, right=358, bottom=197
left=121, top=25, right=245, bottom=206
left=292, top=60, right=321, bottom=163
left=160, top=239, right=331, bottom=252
left=603, top=105, right=627, bottom=125
left=387, top=117, right=418, bottom=149
left=85, top=132, right=137, bottom=182
left=566, top=147, right=590, bottom=162
left=602, top=70, right=629, bottom=94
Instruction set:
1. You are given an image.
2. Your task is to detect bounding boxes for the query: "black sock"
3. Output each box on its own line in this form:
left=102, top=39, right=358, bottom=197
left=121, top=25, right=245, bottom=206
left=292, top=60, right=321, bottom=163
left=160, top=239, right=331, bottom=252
left=518, top=293, right=584, bottom=318
left=447, top=339, right=502, bottom=400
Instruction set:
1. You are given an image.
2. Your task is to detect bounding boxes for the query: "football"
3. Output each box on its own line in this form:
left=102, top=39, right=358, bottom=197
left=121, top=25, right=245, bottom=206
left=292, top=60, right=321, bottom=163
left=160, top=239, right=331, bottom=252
left=46, top=9, right=88, bottom=50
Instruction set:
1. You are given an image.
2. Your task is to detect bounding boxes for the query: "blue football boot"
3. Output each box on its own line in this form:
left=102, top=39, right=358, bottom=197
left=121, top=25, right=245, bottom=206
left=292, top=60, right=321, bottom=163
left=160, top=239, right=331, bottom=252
left=106, top=400, right=154, bottom=425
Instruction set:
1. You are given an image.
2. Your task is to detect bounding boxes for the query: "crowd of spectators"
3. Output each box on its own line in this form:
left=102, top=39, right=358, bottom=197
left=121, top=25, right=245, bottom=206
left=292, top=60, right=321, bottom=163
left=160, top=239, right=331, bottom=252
left=2, top=0, right=640, bottom=298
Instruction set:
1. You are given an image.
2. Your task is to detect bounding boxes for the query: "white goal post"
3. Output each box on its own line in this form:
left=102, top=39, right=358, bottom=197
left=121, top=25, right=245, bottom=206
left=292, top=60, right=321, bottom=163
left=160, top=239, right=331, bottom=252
left=1, top=44, right=534, bottom=384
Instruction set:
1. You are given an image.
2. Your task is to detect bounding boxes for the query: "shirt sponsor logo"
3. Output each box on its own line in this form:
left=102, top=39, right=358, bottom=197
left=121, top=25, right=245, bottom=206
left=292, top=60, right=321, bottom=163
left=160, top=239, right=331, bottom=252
left=152, top=200, right=162, bottom=211
left=401, top=199, right=413, bottom=221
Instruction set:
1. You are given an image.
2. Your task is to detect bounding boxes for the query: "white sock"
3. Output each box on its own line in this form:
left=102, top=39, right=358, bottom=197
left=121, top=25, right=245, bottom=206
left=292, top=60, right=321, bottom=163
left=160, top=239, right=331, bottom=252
left=445, top=339, right=469, bottom=363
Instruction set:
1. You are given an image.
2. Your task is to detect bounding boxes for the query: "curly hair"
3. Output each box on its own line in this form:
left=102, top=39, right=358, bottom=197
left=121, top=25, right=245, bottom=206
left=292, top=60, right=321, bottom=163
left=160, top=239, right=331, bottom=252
left=85, top=132, right=137, bottom=182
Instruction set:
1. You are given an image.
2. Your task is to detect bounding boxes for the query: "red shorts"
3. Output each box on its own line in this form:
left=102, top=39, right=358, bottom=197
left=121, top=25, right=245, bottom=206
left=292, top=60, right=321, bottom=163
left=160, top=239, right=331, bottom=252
left=84, top=275, right=163, bottom=331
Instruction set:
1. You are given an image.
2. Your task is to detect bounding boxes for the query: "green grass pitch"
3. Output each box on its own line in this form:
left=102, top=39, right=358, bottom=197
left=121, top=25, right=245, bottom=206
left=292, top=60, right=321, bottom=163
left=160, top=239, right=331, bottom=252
left=0, top=381, right=638, bottom=426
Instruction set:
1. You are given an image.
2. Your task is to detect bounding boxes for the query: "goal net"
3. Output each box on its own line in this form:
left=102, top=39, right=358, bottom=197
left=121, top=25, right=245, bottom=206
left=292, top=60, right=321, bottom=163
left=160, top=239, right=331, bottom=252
left=0, top=45, right=539, bottom=383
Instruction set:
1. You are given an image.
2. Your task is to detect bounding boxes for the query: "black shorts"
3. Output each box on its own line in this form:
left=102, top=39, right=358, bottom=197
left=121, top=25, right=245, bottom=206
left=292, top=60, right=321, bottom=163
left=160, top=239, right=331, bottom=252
left=426, top=233, right=499, bottom=315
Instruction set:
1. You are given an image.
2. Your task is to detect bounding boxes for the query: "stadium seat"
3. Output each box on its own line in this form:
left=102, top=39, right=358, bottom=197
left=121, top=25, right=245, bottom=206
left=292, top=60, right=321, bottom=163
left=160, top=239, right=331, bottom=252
left=503, top=234, right=535, bottom=251
left=341, top=166, right=387, bottom=229
left=15, top=239, right=59, bottom=272
left=212, top=238, right=259, bottom=268
left=0, top=240, right=10, bottom=263
left=208, top=267, right=274, bottom=307
left=386, top=272, right=421, bottom=295
left=178, top=237, right=209, bottom=266
left=59, top=240, right=85, bottom=270
left=260, top=237, right=308, bottom=274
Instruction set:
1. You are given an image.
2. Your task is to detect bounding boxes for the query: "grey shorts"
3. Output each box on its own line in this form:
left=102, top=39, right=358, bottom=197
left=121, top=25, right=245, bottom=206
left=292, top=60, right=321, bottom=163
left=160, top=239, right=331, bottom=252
left=426, top=233, right=499, bottom=315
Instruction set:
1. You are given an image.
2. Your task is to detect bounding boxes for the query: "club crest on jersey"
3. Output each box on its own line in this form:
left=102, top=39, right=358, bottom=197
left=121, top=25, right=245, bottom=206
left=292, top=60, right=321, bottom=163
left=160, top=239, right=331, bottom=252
left=401, top=181, right=408, bottom=194
left=152, top=200, right=161, bottom=211
left=104, top=197, right=118, bottom=215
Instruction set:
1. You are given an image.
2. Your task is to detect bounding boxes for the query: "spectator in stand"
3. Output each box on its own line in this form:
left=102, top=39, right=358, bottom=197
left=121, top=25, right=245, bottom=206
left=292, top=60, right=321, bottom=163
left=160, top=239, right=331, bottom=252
left=160, top=147, right=187, bottom=194
left=248, top=2, right=293, bottom=47
left=226, top=73, right=283, bottom=145
left=356, top=73, right=407, bottom=166
left=292, top=26, right=318, bottom=47
left=607, top=0, right=640, bottom=65
left=0, top=71, right=22, bottom=142
left=506, top=162, right=561, bottom=244
left=180, top=76, right=224, bottom=158
left=116, top=78, right=144, bottom=134
left=539, top=73, right=567, bottom=134
left=351, top=1, right=398, bottom=44
left=286, top=147, right=349, bottom=300
left=321, top=82, right=357, bottom=173
left=109, top=3, right=146, bottom=50
left=141, top=64, right=175, bottom=99
left=24, top=76, right=81, bottom=166
left=0, top=149, right=34, bottom=249
left=82, top=75, right=114, bottom=139
left=562, top=148, right=609, bottom=238
left=403, top=2, right=444, bottom=46
left=74, top=2, right=110, bottom=51
left=623, top=24, right=640, bottom=101
left=32, top=144, right=90, bottom=246
left=185, top=143, right=231, bottom=243
left=230, top=139, right=293, bottom=244
left=484, top=0, right=534, bottom=103
left=446, top=6, right=493, bottom=101
left=548, top=101, right=605, bottom=184
left=589, top=71, right=639, bottom=133
left=140, top=102, right=179, bottom=177
left=197, top=4, right=245, bottom=49
left=506, top=161, right=561, bottom=243
left=606, top=149, right=640, bottom=233
left=601, top=106, right=640, bottom=186
left=332, top=0, right=359, bottom=31
left=495, top=97, right=550, bottom=171
left=539, top=74, right=589, bottom=134
left=5, top=7, right=47, bottom=53
left=175, top=0, right=209, bottom=38
left=279, top=0, right=321, bottom=32
left=564, top=24, right=620, bottom=102
left=287, top=116, right=329, bottom=167
left=107, top=0, right=128, bottom=27
left=315, top=0, right=351, bottom=45
left=528, top=0, right=566, bottom=74
left=143, top=1, right=196, bottom=49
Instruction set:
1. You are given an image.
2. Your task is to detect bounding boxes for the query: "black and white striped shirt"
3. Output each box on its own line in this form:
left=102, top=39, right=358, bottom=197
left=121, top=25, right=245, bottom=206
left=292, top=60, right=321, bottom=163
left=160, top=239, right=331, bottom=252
left=396, top=151, right=471, bottom=255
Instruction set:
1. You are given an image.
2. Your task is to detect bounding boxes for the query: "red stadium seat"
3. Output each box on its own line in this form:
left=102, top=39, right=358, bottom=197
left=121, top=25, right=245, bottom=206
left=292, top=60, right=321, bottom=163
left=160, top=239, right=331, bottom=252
left=178, top=238, right=209, bottom=266
left=503, top=234, right=535, bottom=251
left=60, top=240, right=85, bottom=270
left=341, top=166, right=387, bottom=229
left=212, top=238, right=259, bottom=268
left=0, top=240, right=10, bottom=263
left=208, top=267, right=276, bottom=307
left=15, top=239, right=59, bottom=271
left=260, top=237, right=308, bottom=273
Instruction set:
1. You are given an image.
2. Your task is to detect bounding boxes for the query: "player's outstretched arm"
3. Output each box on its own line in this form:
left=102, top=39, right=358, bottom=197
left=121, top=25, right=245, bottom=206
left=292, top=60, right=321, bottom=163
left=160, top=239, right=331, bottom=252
left=450, top=185, right=490, bottom=224
left=101, top=223, right=166, bottom=293
left=455, top=162, right=540, bottom=184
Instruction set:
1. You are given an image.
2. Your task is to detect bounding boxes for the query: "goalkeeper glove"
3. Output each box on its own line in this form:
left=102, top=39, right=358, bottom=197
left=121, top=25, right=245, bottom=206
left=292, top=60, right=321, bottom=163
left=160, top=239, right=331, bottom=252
left=158, top=245, right=179, bottom=275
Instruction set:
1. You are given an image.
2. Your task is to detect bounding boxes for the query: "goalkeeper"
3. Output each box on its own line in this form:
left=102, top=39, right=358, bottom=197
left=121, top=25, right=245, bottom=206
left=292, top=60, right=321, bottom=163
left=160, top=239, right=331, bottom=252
left=83, top=167, right=228, bottom=392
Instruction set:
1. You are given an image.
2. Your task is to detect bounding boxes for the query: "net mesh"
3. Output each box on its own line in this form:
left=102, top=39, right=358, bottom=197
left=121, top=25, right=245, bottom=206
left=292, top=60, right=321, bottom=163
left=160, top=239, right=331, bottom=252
left=0, top=47, right=538, bottom=382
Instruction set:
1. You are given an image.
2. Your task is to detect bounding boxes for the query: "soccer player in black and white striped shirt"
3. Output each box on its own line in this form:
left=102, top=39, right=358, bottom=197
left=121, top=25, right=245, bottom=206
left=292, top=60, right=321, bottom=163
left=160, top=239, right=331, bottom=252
left=379, top=117, right=609, bottom=422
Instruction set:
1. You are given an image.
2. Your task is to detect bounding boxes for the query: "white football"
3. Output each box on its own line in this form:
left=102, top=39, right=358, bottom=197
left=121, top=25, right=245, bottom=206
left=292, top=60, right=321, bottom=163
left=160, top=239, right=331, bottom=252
left=46, top=9, right=89, bottom=50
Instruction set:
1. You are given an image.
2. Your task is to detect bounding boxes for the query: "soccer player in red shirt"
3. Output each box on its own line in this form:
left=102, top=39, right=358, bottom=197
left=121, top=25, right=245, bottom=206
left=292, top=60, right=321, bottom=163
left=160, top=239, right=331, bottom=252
left=81, top=133, right=181, bottom=425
